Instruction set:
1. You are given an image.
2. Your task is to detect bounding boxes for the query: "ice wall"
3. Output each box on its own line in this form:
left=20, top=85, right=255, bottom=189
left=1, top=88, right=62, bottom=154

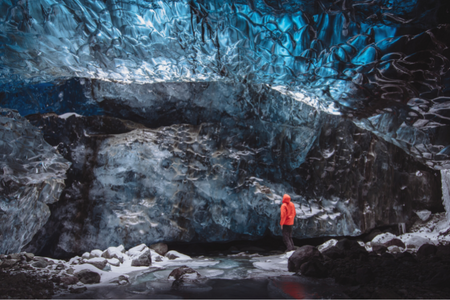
left=1, top=0, right=449, bottom=169
left=441, top=169, right=450, bottom=222
left=0, top=108, right=71, bottom=254
left=25, top=99, right=441, bottom=257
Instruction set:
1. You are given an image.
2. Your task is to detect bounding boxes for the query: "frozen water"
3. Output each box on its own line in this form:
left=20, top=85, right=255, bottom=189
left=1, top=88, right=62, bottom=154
left=0, top=108, right=70, bottom=254
left=0, top=0, right=449, bottom=169
left=23, top=110, right=442, bottom=256
left=441, top=169, right=450, bottom=221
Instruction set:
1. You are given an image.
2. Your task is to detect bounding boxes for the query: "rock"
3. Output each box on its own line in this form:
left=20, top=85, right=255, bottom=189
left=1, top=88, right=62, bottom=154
left=32, top=260, right=48, bottom=268
left=60, top=275, right=79, bottom=286
left=150, top=243, right=169, bottom=256
left=355, top=267, right=373, bottom=284
left=101, top=245, right=125, bottom=263
left=107, top=258, right=121, bottom=267
left=436, top=244, right=450, bottom=257
left=372, top=244, right=388, bottom=254
left=322, top=247, right=345, bottom=259
left=299, top=259, right=327, bottom=278
left=128, top=245, right=152, bottom=267
left=23, top=253, right=35, bottom=261
left=417, top=244, right=437, bottom=259
left=287, top=245, right=322, bottom=272
left=69, top=285, right=87, bottom=294
left=374, top=287, right=401, bottom=299
left=401, top=235, right=432, bottom=250
left=317, top=239, right=338, bottom=253
left=426, top=270, right=450, bottom=287
left=7, top=253, right=21, bottom=260
left=1, top=259, right=19, bottom=268
left=371, top=233, right=405, bottom=250
left=69, top=257, right=81, bottom=265
left=393, top=251, right=416, bottom=262
left=75, top=269, right=101, bottom=284
left=127, top=244, right=147, bottom=256
left=169, top=265, right=202, bottom=281
left=89, top=249, right=103, bottom=258
left=83, top=257, right=108, bottom=270
left=415, top=209, right=432, bottom=221
left=166, top=253, right=180, bottom=260
left=66, top=268, right=75, bottom=275
left=387, top=245, right=402, bottom=254
left=81, top=252, right=90, bottom=259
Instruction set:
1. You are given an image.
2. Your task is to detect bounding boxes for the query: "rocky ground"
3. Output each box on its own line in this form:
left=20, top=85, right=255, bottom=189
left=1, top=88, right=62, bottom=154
left=1, top=213, right=449, bottom=299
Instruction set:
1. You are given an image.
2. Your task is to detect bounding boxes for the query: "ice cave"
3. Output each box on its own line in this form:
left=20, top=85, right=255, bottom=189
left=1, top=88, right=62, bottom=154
left=1, top=0, right=450, bottom=298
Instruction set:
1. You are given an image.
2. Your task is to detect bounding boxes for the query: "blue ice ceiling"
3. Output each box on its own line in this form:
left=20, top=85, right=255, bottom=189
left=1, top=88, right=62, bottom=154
left=1, top=0, right=450, bottom=168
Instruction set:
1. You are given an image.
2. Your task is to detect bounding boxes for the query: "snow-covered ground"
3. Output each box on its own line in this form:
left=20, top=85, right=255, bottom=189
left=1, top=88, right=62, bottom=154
left=24, top=210, right=450, bottom=299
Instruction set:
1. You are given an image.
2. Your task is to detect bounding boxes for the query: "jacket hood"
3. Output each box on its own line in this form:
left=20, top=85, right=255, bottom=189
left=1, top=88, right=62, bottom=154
left=282, top=194, right=291, bottom=204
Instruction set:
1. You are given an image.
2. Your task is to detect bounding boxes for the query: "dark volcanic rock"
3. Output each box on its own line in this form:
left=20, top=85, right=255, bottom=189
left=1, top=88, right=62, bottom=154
left=417, top=244, right=438, bottom=259
left=75, top=269, right=101, bottom=284
left=299, top=258, right=328, bottom=278
left=288, top=245, right=322, bottom=272
left=436, top=244, right=450, bottom=258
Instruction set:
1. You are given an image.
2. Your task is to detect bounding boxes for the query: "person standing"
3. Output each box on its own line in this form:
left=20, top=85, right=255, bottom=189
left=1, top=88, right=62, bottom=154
left=280, top=194, right=296, bottom=251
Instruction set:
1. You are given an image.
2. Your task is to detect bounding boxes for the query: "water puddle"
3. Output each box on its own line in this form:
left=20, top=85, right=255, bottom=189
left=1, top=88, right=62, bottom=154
left=54, top=254, right=348, bottom=299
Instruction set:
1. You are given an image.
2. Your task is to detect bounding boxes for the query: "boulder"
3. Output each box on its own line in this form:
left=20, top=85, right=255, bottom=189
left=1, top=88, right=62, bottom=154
left=23, top=253, right=35, bottom=261
left=417, top=244, right=437, bottom=259
left=287, top=245, right=322, bottom=272
left=75, top=269, right=101, bottom=284
left=400, top=235, right=431, bottom=250
left=168, top=265, right=202, bottom=281
left=322, top=239, right=367, bottom=259
left=32, top=259, right=48, bottom=268
left=168, top=265, right=209, bottom=291
left=322, top=246, right=345, bottom=259
left=317, top=239, right=338, bottom=253
left=299, top=259, right=327, bottom=278
left=7, top=253, right=21, bottom=260
left=436, top=244, right=450, bottom=258
left=128, top=244, right=152, bottom=267
left=150, top=243, right=169, bottom=256
left=372, top=233, right=404, bottom=249
left=89, top=249, right=103, bottom=258
left=83, top=257, right=108, bottom=270
left=60, top=275, right=79, bottom=286
left=107, top=258, right=121, bottom=267
left=355, top=267, right=373, bottom=285
left=372, top=244, right=388, bottom=255
left=102, top=245, right=125, bottom=263
left=166, top=252, right=180, bottom=260
left=1, top=259, right=19, bottom=268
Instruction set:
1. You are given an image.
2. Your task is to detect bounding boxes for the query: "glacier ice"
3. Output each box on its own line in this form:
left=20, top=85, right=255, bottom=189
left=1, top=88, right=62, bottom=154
left=1, top=0, right=449, bottom=168
left=0, top=0, right=449, bottom=255
left=0, top=108, right=70, bottom=254
left=23, top=107, right=441, bottom=257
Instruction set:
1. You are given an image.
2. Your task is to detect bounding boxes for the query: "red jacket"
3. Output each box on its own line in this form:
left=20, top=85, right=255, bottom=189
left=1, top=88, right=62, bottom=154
left=280, top=194, right=296, bottom=226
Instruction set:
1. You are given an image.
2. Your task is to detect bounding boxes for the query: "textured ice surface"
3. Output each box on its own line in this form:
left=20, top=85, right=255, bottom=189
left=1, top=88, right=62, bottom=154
left=0, top=108, right=70, bottom=254
left=24, top=109, right=442, bottom=257
left=441, top=169, right=450, bottom=221
left=0, top=0, right=449, bottom=169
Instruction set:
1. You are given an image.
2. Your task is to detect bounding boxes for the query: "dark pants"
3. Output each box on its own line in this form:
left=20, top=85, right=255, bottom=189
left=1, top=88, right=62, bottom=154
left=282, top=225, right=295, bottom=251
